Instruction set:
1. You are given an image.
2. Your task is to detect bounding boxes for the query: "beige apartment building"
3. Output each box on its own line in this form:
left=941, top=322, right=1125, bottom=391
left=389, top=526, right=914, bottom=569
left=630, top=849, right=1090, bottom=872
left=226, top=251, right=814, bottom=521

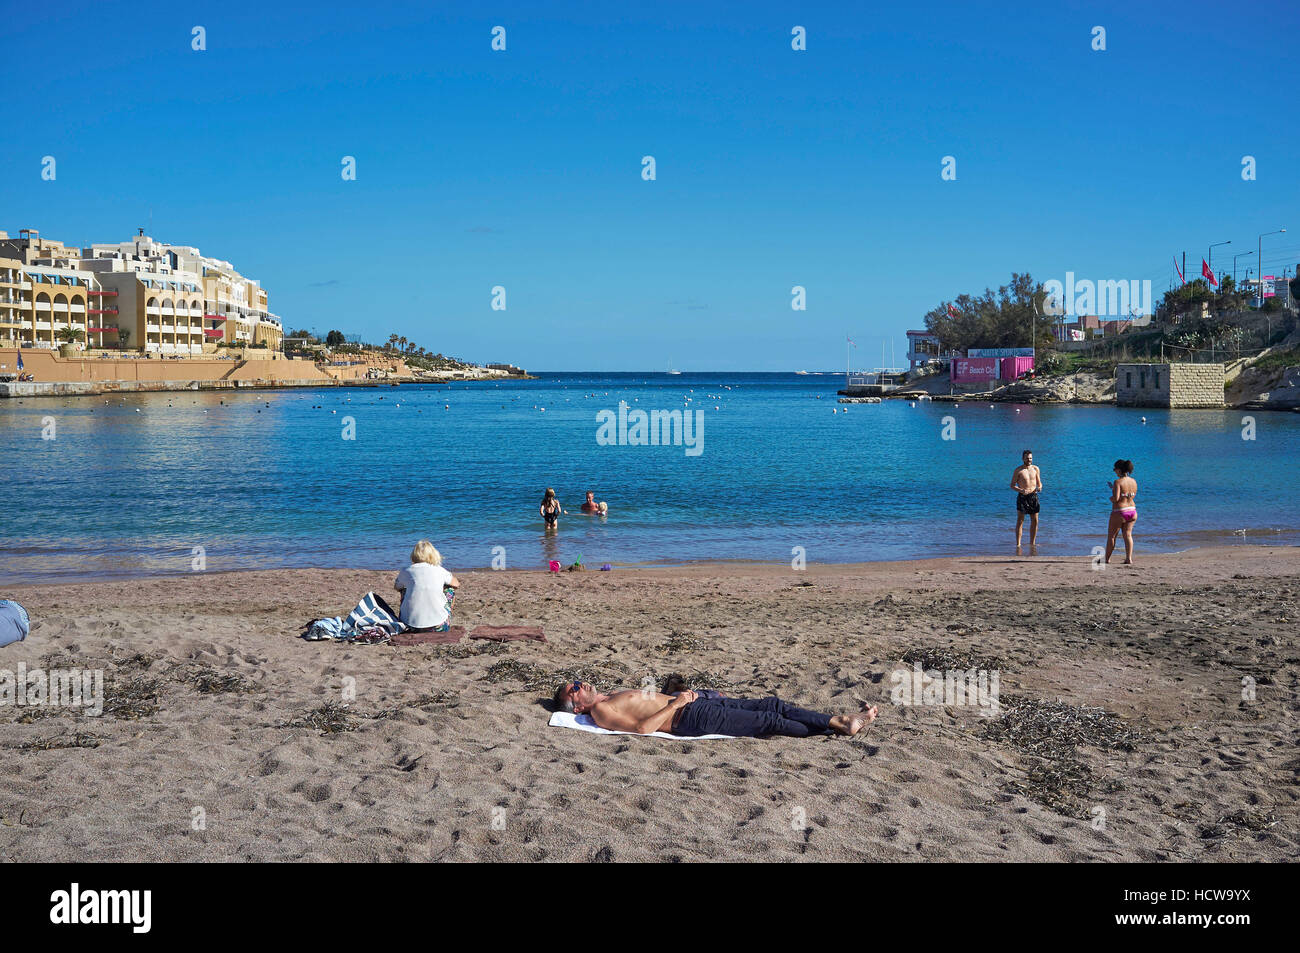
left=0, top=230, right=102, bottom=348
left=85, top=230, right=284, bottom=353
left=2, top=228, right=286, bottom=355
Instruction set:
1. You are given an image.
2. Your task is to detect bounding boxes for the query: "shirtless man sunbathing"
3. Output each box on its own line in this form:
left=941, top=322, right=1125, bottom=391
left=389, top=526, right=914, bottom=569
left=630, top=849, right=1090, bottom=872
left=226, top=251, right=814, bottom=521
left=554, top=681, right=878, bottom=738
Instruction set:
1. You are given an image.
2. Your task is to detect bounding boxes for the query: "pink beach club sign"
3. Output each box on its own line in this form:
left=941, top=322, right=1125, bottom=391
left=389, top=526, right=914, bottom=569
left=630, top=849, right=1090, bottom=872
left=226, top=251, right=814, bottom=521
left=951, top=357, right=999, bottom=383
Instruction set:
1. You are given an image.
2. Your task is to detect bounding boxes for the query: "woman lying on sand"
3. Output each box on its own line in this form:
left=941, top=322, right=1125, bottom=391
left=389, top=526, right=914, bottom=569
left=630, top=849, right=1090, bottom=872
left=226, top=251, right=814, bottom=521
left=394, top=540, right=460, bottom=632
left=1106, top=459, right=1138, bottom=565
left=555, top=680, right=878, bottom=738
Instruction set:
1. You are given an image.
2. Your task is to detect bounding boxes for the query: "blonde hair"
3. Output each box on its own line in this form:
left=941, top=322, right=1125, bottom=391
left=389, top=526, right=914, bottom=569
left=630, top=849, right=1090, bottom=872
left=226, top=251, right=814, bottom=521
left=411, top=540, right=442, bottom=566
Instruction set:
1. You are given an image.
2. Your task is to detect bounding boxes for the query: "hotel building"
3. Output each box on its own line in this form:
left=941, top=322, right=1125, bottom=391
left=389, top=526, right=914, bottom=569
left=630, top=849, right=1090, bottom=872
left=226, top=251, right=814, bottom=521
left=0, top=228, right=285, bottom=355
left=0, top=230, right=101, bottom=349
left=88, top=231, right=284, bottom=353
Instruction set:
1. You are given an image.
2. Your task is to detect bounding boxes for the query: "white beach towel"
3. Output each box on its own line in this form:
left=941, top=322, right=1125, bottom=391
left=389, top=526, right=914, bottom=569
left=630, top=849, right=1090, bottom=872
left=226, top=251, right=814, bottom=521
left=548, top=711, right=736, bottom=740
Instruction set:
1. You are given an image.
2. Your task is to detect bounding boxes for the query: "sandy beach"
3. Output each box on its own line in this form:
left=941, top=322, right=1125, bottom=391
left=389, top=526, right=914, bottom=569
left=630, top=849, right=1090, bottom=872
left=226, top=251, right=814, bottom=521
left=1, top=545, right=1296, bottom=862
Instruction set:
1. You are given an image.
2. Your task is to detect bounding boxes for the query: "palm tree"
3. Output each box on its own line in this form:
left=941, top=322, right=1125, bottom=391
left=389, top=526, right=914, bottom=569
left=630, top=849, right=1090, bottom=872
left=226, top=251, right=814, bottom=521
left=55, top=325, right=86, bottom=344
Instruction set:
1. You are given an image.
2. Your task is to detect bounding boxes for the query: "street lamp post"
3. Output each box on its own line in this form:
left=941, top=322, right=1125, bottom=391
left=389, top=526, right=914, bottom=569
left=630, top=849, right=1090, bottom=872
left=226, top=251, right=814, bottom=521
left=1209, top=240, right=1231, bottom=280
left=1257, top=228, right=1287, bottom=306
left=1233, top=251, right=1254, bottom=287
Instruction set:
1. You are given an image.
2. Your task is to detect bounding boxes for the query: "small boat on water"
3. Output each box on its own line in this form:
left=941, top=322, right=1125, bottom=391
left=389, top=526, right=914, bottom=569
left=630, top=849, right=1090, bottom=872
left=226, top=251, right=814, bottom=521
left=667, top=361, right=681, bottom=375
left=795, top=370, right=809, bottom=375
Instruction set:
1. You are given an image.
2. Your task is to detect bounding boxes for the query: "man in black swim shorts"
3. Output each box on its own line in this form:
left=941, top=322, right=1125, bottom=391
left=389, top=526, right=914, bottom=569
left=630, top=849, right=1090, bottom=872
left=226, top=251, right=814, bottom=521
left=1010, top=449, right=1042, bottom=550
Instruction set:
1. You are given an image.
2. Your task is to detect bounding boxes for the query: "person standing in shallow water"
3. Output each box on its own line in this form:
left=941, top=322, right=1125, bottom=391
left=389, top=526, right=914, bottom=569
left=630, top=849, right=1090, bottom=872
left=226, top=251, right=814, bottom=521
left=1106, top=459, right=1138, bottom=565
left=1011, top=449, right=1042, bottom=551
left=540, top=487, right=564, bottom=530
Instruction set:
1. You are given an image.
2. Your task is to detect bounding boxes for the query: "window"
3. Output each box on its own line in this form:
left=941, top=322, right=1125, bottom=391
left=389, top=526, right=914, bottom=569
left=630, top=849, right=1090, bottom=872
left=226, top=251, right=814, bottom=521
left=1140, top=372, right=1147, bottom=388
left=1154, top=371, right=1160, bottom=388
left=1126, top=372, right=1132, bottom=388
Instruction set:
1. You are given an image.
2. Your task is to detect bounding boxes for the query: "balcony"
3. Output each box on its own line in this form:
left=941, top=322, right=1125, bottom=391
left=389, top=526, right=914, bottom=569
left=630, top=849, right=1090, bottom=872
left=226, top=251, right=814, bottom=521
left=88, top=308, right=119, bottom=315
left=87, top=290, right=118, bottom=297
left=203, top=313, right=227, bottom=321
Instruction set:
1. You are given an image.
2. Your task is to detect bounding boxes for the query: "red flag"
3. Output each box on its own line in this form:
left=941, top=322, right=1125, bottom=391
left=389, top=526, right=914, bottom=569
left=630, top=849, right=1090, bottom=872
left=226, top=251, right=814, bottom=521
left=947, top=304, right=957, bottom=318
left=1201, top=259, right=1218, bottom=287
left=1173, top=256, right=1184, bottom=284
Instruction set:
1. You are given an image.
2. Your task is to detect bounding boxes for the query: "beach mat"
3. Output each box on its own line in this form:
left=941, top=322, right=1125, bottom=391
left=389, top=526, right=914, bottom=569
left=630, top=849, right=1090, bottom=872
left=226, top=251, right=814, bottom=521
left=548, top=710, right=735, bottom=740
left=390, top=626, right=465, bottom=646
left=470, top=625, right=546, bottom=643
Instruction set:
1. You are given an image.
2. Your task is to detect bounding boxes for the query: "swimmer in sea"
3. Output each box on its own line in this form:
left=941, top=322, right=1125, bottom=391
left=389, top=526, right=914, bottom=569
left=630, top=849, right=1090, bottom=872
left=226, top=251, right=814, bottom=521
left=1105, top=459, right=1138, bottom=565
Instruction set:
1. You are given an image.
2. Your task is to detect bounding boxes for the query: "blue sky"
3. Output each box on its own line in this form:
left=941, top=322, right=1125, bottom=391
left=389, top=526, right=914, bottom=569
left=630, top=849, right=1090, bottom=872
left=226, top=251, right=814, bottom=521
left=4, top=0, right=1298, bottom=370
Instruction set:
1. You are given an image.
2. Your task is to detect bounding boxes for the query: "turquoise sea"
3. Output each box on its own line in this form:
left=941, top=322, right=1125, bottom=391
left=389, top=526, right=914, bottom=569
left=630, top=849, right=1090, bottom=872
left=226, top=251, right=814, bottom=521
left=1, top=372, right=1297, bottom=583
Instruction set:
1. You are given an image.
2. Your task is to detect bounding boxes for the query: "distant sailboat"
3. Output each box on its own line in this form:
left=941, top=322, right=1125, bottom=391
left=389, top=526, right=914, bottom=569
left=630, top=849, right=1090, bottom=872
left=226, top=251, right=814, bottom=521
left=667, top=360, right=682, bottom=375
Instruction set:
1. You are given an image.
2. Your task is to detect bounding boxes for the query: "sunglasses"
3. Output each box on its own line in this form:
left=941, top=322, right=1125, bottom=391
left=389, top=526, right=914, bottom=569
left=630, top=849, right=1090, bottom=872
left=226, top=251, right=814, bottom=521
left=570, top=681, right=582, bottom=695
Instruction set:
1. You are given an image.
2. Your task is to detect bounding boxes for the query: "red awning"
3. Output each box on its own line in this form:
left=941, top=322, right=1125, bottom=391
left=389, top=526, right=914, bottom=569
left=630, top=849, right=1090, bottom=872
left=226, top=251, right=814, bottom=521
left=87, top=327, right=117, bottom=333
left=204, top=329, right=225, bottom=338
left=203, top=314, right=227, bottom=321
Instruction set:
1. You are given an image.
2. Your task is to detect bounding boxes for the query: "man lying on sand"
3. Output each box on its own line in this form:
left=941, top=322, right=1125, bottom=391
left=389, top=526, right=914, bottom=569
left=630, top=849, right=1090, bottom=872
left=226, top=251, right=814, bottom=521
left=554, top=681, right=877, bottom=738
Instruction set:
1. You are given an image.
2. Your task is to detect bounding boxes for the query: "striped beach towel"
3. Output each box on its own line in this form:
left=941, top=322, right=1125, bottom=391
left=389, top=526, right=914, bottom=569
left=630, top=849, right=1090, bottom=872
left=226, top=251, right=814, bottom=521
left=344, top=592, right=407, bottom=635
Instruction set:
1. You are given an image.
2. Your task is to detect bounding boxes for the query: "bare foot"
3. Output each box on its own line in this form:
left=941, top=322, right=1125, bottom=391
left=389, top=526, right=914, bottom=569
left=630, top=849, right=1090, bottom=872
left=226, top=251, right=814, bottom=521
left=831, top=706, right=878, bottom=736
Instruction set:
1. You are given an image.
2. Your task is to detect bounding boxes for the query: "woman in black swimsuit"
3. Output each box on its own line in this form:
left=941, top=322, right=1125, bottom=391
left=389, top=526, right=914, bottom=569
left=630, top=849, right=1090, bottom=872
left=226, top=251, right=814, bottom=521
left=540, top=488, right=564, bottom=529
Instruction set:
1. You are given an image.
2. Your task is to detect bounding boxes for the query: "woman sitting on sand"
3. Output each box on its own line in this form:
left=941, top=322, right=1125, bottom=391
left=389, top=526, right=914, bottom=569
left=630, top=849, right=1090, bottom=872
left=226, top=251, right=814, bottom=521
left=1105, top=459, right=1138, bottom=565
left=540, top=488, right=564, bottom=529
left=394, top=540, right=460, bottom=632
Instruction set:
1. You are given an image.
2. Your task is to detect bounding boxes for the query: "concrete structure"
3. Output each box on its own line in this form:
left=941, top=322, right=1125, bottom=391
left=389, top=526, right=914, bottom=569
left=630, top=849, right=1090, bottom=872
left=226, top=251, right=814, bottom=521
left=1116, top=362, right=1224, bottom=408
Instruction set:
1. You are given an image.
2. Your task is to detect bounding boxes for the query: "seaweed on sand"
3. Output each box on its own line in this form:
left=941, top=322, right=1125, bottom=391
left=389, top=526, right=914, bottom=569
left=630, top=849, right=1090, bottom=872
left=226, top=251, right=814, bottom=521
left=484, top=660, right=611, bottom=692
left=658, top=630, right=703, bottom=654
left=902, top=646, right=1003, bottom=673
left=102, top=675, right=162, bottom=720
left=17, top=732, right=102, bottom=751
left=982, top=694, right=1145, bottom=818
left=178, top=666, right=255, bottom=695
left=281, top=702, right=358, bottom=735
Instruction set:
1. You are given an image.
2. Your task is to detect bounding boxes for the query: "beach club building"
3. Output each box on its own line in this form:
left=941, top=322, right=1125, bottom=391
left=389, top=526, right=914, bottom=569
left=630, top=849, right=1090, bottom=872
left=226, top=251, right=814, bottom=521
left=950, top=347, right=1035, bottom=384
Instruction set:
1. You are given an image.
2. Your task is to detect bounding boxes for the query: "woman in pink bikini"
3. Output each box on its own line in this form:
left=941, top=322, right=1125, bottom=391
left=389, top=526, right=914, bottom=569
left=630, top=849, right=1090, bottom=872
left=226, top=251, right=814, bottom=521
left=1105, top=459, right=1138, bottom=565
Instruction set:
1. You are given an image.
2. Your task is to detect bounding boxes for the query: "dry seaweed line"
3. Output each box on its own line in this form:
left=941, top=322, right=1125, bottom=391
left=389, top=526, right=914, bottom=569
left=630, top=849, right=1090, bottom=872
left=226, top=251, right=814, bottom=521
left=16, top=732, right=102, bottom=751
left=981, top=694, right=1146, bottom=818
left=902, top=646, right=1003, bottom=673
